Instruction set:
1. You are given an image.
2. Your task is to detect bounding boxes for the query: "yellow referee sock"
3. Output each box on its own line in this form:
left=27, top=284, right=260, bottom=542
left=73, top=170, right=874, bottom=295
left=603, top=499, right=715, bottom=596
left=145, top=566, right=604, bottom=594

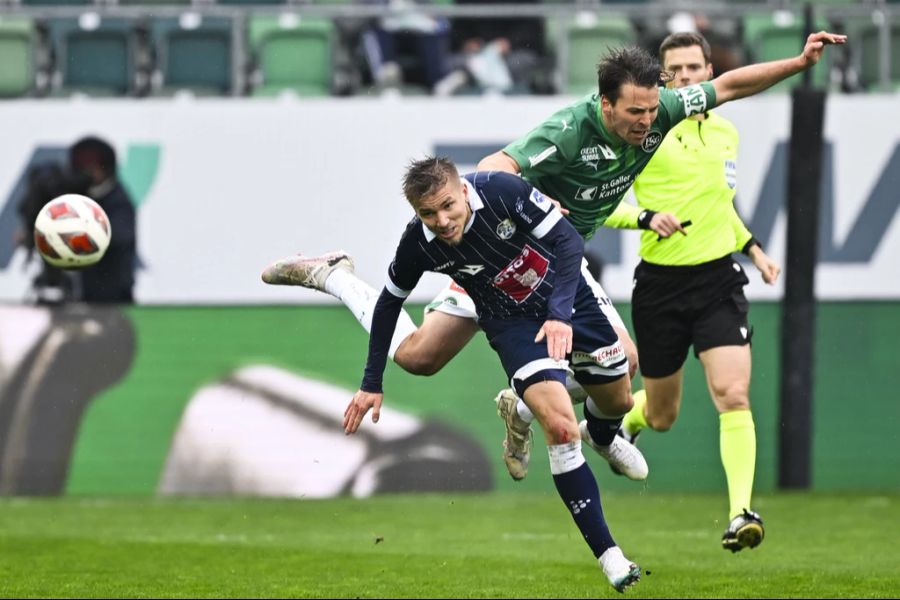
left=720, top=409, right=756, bottom=519
left=622, top=389, right=649, bottom=437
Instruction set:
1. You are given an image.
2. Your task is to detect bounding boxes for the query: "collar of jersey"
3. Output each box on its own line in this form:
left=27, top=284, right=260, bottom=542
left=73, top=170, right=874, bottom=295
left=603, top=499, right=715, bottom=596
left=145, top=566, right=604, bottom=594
left=421, top=177, right=482, bottom=242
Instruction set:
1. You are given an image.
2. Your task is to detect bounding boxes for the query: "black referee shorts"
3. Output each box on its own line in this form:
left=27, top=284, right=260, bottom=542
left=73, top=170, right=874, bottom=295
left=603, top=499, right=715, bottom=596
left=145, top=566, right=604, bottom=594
left=631, top=255, right=752, bottom=378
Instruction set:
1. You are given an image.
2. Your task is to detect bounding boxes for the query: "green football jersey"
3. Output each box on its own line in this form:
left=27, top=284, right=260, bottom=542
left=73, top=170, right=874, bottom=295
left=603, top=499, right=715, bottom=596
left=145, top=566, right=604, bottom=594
left=504, top=82, right=716, bottom=239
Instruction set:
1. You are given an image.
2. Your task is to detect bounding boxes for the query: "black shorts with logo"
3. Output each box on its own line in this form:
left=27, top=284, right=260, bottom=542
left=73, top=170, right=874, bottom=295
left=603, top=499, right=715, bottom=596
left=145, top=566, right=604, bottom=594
left=631, top=255, right=752, bottom=378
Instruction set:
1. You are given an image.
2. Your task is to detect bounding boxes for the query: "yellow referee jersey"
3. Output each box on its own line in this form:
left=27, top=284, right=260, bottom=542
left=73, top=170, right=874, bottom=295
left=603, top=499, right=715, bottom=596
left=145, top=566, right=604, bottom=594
left=606, top=112, right=753, bottom=266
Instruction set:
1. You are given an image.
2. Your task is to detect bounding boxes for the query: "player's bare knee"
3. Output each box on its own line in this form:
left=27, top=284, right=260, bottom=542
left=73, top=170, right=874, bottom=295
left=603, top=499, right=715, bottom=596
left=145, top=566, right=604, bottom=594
left=398, top=354, right=442, bottom=376
left=647, top=412, right=676, bottom=432
left=607, top=391, right=633, bottom=416
left=547, top=419, right=578, bottom=445
left=713, top=382, right=750, bottom=412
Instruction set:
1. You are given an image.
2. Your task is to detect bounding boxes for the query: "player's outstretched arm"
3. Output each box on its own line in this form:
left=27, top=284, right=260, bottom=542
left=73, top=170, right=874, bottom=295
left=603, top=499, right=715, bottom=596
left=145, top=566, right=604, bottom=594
left=712, top=31, right=846, bottom=105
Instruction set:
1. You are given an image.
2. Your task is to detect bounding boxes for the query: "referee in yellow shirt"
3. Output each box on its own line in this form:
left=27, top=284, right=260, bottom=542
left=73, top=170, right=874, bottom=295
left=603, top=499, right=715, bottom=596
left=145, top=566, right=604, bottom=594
left=606, top=32, right=781, bottom=552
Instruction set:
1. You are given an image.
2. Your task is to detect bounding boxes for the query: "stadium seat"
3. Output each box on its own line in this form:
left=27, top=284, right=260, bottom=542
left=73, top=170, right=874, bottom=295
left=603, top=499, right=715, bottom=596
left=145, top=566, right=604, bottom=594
left=0, top=17, right=34, bottom=97
left=248, top=15, right=334, bottom=96
left=150, top=15, right=233, bottom=95
left=46, top=15, right=136, bottom=96
left=563, top=12, right=636, bottom=95
left=742, top=11, right=832, bottom=92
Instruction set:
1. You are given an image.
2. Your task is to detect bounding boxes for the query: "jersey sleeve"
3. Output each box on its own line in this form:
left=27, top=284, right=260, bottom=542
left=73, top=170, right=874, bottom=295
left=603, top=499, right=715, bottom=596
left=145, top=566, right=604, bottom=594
left=502, top=108, right=578, bottom=178
left=658, top=82, right=717, bottom=131
left=385, top=225, right=425, bottom=296
left=604, top=199, right=642, bottom=230
left=730, top=202, right=754, bottom=253
left=542, top=219, right=583, bottom=323
left=498, top=173, right=564, bottom=237
left=361, top=229, right=425, bottom=394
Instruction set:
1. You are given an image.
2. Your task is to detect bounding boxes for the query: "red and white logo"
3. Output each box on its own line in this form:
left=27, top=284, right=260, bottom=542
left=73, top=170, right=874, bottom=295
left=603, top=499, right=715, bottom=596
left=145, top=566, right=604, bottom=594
left=492, top=244, right=549, bottom=303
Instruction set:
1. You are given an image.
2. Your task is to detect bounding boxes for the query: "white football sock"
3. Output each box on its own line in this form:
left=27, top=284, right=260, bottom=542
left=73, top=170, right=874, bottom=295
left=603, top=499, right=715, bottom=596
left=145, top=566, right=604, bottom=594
left=547, top=440, right=585, bottom=475
left=324, top=269, right=416, bottom=360
left=516, top=398, right=535, bottom=423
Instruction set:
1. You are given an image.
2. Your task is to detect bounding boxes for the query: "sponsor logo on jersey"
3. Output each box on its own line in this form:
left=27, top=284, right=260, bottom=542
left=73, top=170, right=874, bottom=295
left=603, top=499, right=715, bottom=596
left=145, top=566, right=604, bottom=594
left=514, top=200, right=533, bottom=224
left=529, top=188, right=551, bottom=212
left=573, top=342, right=625, bottom=368
left=581, top=146, right=600, bottom=169
left=580, top=143, right=616, bottom=170
left=434, top=260, right=455, bottom=271
left=493, top=244, right=549, bottom=303
left=574, top=186, right=597, bottom=201
left=458, top=264, right=485, bottom=276
left=676, top=84, right=708, bottom=116
left=641, top=131, right=663, bottom=153
left=496, top=218, right=517, bottom=239
left=560, top=119, right=571, bottom=132
left=725, top=159, right=737, bottom=189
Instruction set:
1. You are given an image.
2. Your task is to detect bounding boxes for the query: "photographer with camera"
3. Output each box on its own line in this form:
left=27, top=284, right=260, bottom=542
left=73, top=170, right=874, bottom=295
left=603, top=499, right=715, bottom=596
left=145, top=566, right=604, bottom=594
left=17, top=136, right=137, bottom=304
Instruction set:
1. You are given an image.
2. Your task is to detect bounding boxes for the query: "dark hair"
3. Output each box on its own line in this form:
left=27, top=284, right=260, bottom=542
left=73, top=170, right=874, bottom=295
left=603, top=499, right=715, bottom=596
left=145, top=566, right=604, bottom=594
left=659, top=31, right=712, bottom=64
left=69, top=136, right=117, bottom=176
left=402, top=156, right=459, bottom=206
left=597, top=45, right=662, bottom=104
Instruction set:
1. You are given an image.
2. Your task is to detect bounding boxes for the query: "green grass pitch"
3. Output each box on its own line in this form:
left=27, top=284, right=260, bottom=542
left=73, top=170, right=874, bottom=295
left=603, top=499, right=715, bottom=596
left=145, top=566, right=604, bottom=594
left=0, top=492, right=896, bottom=598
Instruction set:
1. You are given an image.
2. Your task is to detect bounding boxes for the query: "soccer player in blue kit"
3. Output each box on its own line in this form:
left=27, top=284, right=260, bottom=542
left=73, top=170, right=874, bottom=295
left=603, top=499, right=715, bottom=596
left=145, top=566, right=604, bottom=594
left=340, top=156, right=642, bottom=592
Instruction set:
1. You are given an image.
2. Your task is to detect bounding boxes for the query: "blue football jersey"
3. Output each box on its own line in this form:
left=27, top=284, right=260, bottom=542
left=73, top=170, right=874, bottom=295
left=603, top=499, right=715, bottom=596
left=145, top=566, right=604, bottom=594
left=385, top=171, right=576, bottom=321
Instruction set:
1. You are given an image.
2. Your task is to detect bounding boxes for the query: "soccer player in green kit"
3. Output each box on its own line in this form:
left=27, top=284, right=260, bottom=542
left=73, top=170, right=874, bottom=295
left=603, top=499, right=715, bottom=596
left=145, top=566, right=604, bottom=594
left=601, top=31, right=781, bottom=553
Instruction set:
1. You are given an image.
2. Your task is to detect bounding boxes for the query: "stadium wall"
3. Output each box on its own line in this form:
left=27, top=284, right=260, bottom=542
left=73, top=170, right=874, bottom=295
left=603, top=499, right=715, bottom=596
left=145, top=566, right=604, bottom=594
left=0, top=95, right=899, bottom=304
left=0, top=302, right=896, bottom=497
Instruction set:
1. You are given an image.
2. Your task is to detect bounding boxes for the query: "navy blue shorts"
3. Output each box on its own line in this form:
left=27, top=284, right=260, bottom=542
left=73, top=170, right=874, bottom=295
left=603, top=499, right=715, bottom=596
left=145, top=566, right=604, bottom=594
left=480, top=294, right=629, bottom=398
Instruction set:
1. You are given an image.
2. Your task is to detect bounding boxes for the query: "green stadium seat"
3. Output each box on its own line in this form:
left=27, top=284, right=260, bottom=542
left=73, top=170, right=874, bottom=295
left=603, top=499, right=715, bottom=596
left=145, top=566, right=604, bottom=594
left=150, top=15, right=233, bottom=95
left=0, top=17, right=34, bottom=98
left=46, top=16, right=136, bottom=96
left=248, top=15, right=335, bottom=97
left=563, top=13, right=636, bottom=95
left=742, top=11, right=831, bottom=92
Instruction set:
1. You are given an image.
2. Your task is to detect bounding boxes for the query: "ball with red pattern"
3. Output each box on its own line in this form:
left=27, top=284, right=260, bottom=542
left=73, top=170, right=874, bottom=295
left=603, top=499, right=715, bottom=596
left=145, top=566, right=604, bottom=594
left=33, top=194, right=111, bottom=269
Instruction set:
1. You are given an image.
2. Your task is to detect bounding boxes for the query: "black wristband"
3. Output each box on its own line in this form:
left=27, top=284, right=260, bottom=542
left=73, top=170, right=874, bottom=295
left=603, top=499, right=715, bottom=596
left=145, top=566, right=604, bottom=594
left=637, top=209, right=657, bottom=230
left=742, top=237, right=761, bottom=255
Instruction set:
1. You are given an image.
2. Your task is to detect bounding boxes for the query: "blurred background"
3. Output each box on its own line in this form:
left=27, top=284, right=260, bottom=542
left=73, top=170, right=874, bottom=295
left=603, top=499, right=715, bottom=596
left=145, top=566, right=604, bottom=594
left=0, top=0, right=897, bottom=500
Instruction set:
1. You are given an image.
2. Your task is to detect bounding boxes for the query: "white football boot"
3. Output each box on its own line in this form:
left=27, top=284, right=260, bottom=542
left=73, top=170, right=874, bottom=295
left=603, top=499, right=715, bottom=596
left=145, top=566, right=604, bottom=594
left=261, top=251, right=354, bottom=291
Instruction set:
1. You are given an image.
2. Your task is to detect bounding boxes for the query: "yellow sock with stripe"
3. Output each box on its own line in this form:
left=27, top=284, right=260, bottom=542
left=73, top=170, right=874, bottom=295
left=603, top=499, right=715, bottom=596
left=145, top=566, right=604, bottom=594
left=719, top=409, right=756, bottom=519
left=622, top=389, right=649, bottom=437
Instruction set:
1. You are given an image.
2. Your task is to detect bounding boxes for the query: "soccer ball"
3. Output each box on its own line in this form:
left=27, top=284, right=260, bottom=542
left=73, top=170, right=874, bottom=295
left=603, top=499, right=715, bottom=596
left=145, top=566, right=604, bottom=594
left=33, top=194, right=111, bottom=269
